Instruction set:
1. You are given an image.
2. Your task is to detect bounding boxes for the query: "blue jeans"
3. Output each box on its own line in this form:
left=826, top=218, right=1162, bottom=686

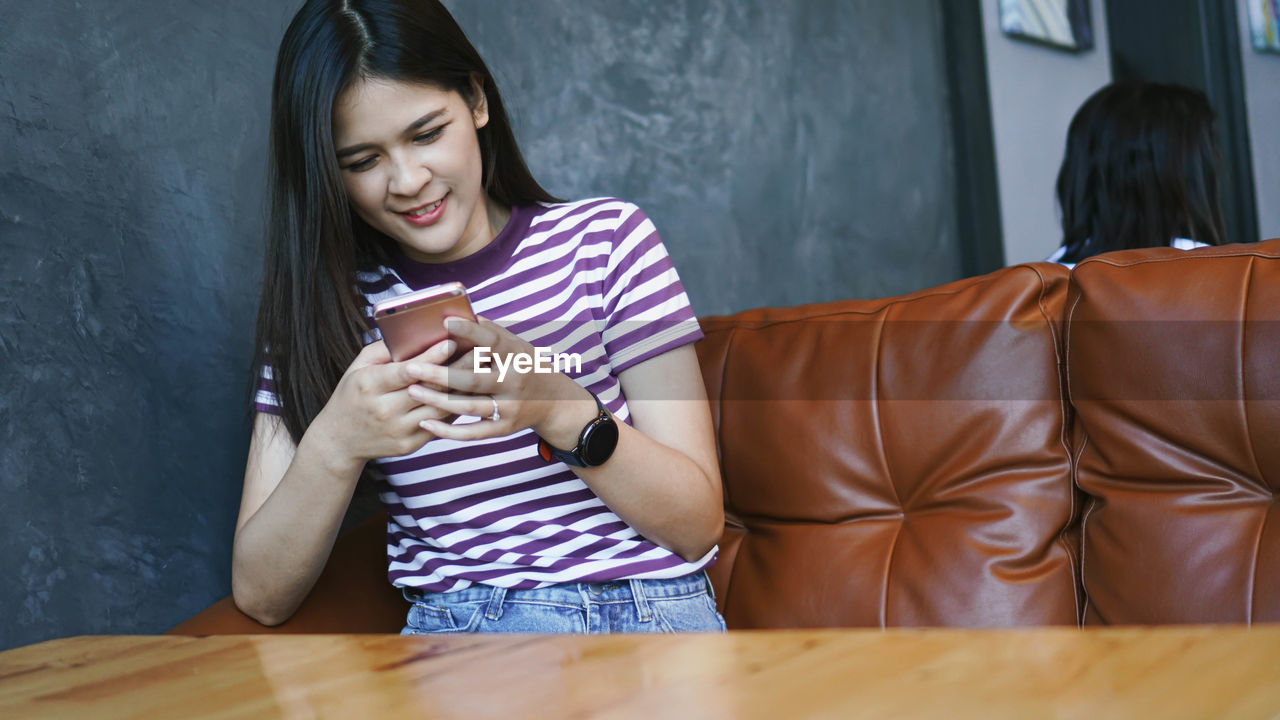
left=400, top=571, right=726, bottom=634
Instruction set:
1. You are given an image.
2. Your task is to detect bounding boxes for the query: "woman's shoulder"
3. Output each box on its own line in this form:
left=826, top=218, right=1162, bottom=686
left=523, top=197, right=650, bottom=230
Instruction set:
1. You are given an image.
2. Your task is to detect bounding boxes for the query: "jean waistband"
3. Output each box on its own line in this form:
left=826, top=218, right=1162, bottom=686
left=401, top=571, right=713, bottom=607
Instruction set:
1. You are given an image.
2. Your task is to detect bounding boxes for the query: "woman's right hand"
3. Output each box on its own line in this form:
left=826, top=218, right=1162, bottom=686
left=307, top=337, right=458, bottom=474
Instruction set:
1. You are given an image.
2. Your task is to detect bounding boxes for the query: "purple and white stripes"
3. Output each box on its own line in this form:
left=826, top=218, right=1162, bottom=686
left=258, top=198, right=712, bottom=592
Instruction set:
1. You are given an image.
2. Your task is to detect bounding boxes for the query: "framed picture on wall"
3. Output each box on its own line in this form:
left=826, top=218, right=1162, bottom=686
left=998, top=0, right=1093, bottom=52
left=1248, top=0, right=1280, bottom=53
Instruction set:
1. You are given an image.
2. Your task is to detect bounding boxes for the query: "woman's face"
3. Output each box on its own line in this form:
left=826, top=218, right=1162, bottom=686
left=333, top=76, right=498, bottom=264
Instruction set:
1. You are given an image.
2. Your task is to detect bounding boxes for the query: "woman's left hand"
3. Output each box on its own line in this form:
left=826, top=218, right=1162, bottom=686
left=405, top=316, right=595, bottom=444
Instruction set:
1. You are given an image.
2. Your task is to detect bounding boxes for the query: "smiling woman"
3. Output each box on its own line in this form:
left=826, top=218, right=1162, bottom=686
left=333, top=78, right=502, bottom=264
left=232, top=0, right=725, bottom=636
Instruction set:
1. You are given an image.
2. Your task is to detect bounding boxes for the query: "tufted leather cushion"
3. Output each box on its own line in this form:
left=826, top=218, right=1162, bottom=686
left=698, top=262, right=1079, bottom=628
left=1068, top=239, right=1280, bottom=625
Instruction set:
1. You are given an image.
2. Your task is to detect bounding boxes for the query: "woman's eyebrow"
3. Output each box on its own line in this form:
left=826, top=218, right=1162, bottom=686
left=335, top=108, right=448, bottom=158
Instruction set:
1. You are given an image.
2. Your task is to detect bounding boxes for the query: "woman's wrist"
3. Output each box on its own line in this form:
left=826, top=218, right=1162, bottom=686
left=298, top=411, right=367, bottom=483
left=531, top=374, right=600, bottom=451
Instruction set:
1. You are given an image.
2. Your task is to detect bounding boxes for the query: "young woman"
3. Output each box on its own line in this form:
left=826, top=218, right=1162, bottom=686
left=232, top=0, right=725, bottom=634
left=1048, top=80, right=1227, bottom=267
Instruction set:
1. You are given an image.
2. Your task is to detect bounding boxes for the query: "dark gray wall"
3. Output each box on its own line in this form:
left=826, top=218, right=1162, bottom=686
left=0, top=0, right=961, bottom=651
left=445, top=0, right=962, bottom=313
left=0, top=1, right=290, bottom=650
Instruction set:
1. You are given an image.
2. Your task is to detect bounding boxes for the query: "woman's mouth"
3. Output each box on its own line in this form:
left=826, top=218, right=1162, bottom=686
left=399, top=195, right=447, bottom=226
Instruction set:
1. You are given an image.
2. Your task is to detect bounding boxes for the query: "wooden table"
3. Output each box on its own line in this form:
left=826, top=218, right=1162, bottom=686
left=2, top=627, right=1279, bottom=719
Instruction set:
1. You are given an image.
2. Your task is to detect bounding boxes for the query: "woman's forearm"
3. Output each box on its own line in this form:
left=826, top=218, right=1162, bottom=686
left=535, top=377, right=723, bottom=562
left=231, top=424, right=365, bottom=626
left=575, top=420, right=724, bottom=562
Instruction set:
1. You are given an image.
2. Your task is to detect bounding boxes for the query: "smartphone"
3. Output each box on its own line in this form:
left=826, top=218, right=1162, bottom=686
left=372, top=282, right=477, bottom=362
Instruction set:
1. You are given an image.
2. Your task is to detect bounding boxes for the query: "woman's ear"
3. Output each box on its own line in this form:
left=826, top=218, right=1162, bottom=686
left=468, top=73, right=489, bottom=129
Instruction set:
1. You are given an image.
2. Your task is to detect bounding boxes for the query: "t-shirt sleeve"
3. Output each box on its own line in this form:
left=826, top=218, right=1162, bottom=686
left=599, top=202, right=704, bottom=374
left=254, top=362, right=283, bottom=416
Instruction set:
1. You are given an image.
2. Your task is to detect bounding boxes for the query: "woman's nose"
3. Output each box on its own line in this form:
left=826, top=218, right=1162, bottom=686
left=388, top=156, right=431, bottom=197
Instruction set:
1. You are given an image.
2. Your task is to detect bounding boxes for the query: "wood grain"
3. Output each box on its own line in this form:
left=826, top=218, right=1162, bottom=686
left=2, top=627, right=1279, bottom=719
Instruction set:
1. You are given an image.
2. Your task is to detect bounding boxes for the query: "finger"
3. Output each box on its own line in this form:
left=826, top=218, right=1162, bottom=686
left=404, top=339, right=457, bottom=391
left=477, top=317, right=534, bottom=352
left=405, top=360, right=491, bottom=394
left=362, top=356, right=441, bottom=395
left=405, top=402, right=455, bottom=427
left=447, top=364, right=494, bottom=394
left=420, top=416, right=502, bottom=442
left=449, top=347, right=476, bottom=369
left=406, top=384, right=496, bottom=418
left=408, top=337, right=457, bottom=367
left=445, top=316, right=502, bottom=351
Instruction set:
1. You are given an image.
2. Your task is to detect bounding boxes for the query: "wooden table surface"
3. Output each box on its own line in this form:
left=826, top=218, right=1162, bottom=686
left=2, top=626, right=1279, bottom=719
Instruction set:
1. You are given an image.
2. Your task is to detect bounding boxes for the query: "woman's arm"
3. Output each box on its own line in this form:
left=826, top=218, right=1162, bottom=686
left=232, top=340, right=451, bottom=625
left=231, top=412, right=362, bottom=626
left=413, top=320, right=723, bottom=562
left=582, top=344, right=724, bottom=561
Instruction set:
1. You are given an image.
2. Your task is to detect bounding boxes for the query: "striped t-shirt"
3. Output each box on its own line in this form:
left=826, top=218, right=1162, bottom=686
left=256, top=198, right=715, bottom=592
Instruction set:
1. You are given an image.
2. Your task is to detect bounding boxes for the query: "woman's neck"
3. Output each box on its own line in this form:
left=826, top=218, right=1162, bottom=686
left=483, top=194, right=511, bottom=243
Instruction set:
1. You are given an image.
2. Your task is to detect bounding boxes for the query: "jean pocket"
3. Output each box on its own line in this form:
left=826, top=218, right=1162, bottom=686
left=404, top=601, right=484, bottom=635
left=650, top=593, right=726, bottom=633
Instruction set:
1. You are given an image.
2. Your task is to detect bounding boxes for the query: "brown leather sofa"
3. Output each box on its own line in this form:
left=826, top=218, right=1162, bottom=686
left=172, top=238, right=1280, bottom=635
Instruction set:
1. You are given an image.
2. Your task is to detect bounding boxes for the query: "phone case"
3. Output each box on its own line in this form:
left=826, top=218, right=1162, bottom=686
left=373, top=282, right=477, bottom=362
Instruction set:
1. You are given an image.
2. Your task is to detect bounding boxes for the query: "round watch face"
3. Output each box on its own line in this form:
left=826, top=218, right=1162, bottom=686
left=581, top=416, right=619, bottom=466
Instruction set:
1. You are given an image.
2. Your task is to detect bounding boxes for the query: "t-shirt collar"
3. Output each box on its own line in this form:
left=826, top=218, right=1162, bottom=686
left=391, top=204, right=535, bottom=290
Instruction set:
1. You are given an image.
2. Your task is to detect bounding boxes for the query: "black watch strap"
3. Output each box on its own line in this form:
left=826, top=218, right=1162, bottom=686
left=537, top=390, right=619, bottom=468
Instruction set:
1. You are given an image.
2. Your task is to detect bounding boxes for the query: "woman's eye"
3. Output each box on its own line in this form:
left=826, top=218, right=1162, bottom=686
left=346, top=157, right=377, bottom=172
left=414, top=127, right=444, bottom=143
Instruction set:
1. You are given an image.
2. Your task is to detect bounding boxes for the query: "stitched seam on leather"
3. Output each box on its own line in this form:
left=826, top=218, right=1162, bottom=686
left=1240, top=256, right=1262, bottom=625
left=1247, top=512, right=1268, bottom=627
left=1071, top=435, right=1090, bottom=625
left=871, top=310, right=900, bottom=509
left=881, top=518, right=904, bottom=629
left=1075, top=246, right=1280, bottom=271
left=1064, top=276, right=1090, bottom=625
left=1238, top=257, right=1266, bottom=489
left=717, top=324, right=739, bottom=622
left=1078, top=490, right=1096, bottom=624
left=715, top=326, right=733, bottom=508
left=1037, top=263, right=1081, bottom=625
left=871, top=308, right=902, bottom=627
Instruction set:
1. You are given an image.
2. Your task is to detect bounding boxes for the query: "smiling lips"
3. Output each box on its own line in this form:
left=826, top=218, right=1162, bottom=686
left=400, top=194, right=447, bottom=226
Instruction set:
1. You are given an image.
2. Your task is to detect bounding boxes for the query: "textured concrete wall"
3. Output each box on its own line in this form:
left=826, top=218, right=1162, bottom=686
left=0, top=0, right=960, bottom=650
left=444, top=0, right=962, bottom=312
left=0, top=1, right=289, bottom=650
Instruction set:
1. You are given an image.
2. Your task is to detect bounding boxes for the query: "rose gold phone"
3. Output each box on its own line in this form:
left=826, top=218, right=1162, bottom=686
left=372, top=282, right=477, bottom=362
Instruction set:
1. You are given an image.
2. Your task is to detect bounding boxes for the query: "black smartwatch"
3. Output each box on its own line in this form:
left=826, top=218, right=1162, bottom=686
left=537, top=390, right=619, bottom=468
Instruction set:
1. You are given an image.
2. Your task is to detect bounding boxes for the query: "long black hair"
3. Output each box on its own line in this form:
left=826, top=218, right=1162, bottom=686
left=254, top=0, right=559, bottom=443
left=1055, top=80, right=1226, bottom=264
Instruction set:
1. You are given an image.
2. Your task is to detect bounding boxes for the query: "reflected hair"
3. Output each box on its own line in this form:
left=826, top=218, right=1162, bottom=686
left=1054, top=80, right=1226, bottom=264
left=253, top=0, right=559, bottom=443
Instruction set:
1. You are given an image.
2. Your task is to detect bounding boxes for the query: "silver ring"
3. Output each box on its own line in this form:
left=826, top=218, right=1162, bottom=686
left=488, top=396, right=500, bottom=422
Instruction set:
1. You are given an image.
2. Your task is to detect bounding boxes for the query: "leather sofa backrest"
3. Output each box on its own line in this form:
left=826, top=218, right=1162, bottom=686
left=698, top=262, right=1079, bottom=628
left=1067, top=239, right=1280, bottom=624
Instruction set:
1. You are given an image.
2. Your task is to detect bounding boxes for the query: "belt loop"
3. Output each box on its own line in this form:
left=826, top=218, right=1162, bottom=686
left=629, top=578, right=653, bottom=623
left=485, top=586, right=507, bottom=621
